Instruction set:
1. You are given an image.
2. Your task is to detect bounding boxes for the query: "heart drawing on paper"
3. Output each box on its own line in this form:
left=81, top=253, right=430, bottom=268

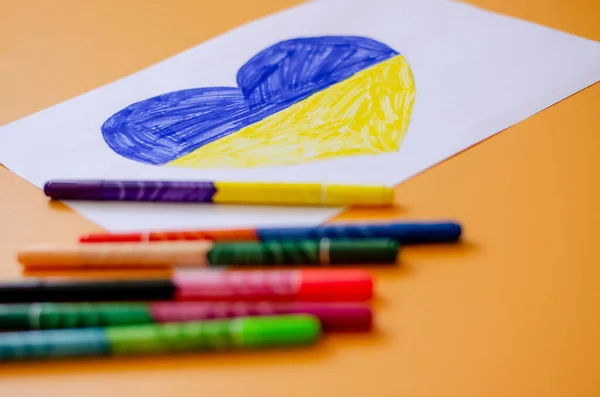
left=101, top=36, right=416, bottom=169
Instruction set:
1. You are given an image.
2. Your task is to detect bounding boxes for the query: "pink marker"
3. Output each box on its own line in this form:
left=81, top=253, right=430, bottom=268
left=150, top=301, right=372, bottom=332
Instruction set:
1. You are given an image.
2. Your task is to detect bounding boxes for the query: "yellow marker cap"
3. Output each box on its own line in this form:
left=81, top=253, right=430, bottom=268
left=324, top=184, right=394, bottom=206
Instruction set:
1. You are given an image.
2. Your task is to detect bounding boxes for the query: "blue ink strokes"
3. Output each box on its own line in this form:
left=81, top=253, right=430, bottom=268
left=102, top=36, right=399, bottom=165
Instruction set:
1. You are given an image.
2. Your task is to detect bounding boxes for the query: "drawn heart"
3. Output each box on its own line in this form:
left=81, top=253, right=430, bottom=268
left=102, top=36, right=415, bottom=169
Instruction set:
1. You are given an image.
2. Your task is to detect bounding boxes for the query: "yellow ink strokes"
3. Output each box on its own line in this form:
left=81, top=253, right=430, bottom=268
left=169, top=55, right=415, bottom=169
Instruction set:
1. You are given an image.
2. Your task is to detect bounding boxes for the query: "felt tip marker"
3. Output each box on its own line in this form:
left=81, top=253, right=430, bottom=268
left=0, top=269, right=374, bottom=303
left=44, top=180, right=394, bottom=207
left=17, top=239, right=399, bottom=269
left=0, top=301, right=372, bottom=332
left=0, top=315, right=321, bottom=361
left=80, top=221, right=462, bottom=245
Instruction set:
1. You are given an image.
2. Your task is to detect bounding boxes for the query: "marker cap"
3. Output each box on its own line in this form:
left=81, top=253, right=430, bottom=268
left=328, top=239, right=399, bottom=263
left=291, top=303, right=373, bottom=332
left=235, top=315, right=321, bottom=348
left=297, top=269, right=373, bottom=301
left=0, top=328, right=109, bottom=361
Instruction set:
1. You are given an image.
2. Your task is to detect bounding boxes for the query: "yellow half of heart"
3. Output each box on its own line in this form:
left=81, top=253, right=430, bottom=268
left=168, top=55, right=415, bottom=169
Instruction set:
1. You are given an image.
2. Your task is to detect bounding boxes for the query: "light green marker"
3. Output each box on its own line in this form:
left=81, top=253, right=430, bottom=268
left=0, top=315, right=321, bottom=361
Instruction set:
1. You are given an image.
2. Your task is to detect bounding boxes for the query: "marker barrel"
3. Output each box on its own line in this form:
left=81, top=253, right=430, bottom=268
left=0, top=279, right=175, bottom=303
left=0, top=315, right=321, bottom=361
left=18, top=241, right=212, bottom=268
left=0, top=303, right=153, bottom=331
left=80, top=229, right=259, bottom=243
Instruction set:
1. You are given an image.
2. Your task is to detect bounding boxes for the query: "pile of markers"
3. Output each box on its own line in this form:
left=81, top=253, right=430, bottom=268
left=0, top=180, right=462, bottom=362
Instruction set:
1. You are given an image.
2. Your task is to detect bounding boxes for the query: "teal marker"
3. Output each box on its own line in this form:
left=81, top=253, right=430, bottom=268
left=0, top=315, right=321, bottom=361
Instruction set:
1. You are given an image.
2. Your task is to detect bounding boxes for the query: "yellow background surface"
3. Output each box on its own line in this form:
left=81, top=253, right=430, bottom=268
left=0, top=0, right=599, bottom=395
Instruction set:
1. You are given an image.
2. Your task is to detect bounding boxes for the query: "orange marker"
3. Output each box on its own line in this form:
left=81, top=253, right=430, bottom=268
left=17, top=239, right=400, bottom=269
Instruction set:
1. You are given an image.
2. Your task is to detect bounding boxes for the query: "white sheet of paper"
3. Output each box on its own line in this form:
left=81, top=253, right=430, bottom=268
left=1, top=0, right=599, bottom=231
